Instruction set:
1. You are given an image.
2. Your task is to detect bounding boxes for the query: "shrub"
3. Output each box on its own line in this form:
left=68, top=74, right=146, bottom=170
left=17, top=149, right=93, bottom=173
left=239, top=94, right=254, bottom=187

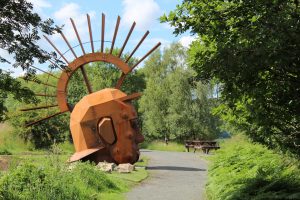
left=0, top=149, right=12, bottom=155
left=0, top=161, right=121, bottom=200
left=9, top=111, right=69, bottom=149
left=206, top=137, right=300, bottom=200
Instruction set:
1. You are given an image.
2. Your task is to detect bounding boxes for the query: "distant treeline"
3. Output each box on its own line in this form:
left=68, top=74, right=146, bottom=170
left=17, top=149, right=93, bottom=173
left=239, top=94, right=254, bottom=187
left=5, top=44, right=221, bottom=148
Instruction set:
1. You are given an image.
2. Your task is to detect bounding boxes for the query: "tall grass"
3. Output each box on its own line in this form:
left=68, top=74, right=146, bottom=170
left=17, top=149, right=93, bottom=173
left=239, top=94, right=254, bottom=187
left=0, top=144, right=149, bottom=200
left=0, top=161, right=124, bottom=200
left=206, top=136, right=300, bottom=199
left=0, top=123, right=75, bottom=155
left=0, top=123, right=31, bottom=154
left=0, top=124, right=149, bottom=199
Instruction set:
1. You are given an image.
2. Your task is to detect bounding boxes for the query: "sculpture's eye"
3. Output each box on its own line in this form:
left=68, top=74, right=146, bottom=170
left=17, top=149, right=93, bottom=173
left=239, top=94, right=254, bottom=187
left=130, top=118, right=140, bottom=130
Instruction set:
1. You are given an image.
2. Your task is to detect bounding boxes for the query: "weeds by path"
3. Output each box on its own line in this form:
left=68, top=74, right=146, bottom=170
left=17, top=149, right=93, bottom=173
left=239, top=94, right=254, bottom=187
left=206, top=136, right=300, bottom=200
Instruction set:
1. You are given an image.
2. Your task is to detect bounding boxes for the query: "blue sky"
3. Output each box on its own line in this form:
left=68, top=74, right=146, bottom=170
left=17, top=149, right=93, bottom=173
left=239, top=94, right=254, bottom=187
left=1, top=0, right=196, bottom=76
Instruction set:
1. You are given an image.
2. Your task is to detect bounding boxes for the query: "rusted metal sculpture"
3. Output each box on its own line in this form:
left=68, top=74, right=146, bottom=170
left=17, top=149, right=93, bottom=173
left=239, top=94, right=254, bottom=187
left=21, top=13, right=160, bottom=164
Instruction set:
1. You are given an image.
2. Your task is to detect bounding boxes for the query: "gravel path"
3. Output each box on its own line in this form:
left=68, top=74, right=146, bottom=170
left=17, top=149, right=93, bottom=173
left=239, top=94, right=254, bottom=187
left=127, top=150, right=208, bottom=200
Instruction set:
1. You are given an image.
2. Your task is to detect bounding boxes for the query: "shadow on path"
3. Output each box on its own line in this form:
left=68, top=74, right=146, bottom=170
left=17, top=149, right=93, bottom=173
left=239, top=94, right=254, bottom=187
left=146, top=166, right=206, bottom=172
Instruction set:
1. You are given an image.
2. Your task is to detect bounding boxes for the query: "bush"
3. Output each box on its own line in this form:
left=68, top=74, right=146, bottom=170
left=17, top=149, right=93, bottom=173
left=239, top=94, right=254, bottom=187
left=9, top=111, right=69, bottom=149
left=0, top=149, right=12, bottom=155
left=0, top=161, right=121, bottom=200
left=206, top=136, right=300, bottom=200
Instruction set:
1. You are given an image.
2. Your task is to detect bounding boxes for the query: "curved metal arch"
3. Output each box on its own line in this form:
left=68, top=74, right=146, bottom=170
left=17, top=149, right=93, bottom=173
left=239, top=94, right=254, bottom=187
left=56, top=52, right=132, bottom=112
left=24, top=13, right=161, bottom=127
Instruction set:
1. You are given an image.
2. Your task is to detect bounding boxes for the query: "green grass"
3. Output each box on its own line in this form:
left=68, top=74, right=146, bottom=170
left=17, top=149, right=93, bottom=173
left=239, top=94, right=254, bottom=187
left=0, top=161, right=124, bottom=200
left=141, top=140, right=186, bottom=152
left=206, top=136, right=300, bottom=200
left=0, top=147, right=149, bottom=200
left=0, top=123, right=75, bottom=156
left=0, top=124, right=150, bottom=199
left=56, top=140, right=75, bottom=154
left=0, top=123, right=32, bottom=154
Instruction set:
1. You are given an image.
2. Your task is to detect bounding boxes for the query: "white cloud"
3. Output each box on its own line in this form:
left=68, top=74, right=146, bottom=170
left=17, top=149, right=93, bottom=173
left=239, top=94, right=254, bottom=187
left=54, top=3, right=79, bottom=21
left=52, top=3, right=96, bottom=55
left=162, top=22, right=173, bottom=31
left=122, top=0, right=161, bottom=30
left=179, top=35, right=197, bottom=48
left=0, top=49, right=21, bottom=77
left=27, top=0, right=51, bottom=12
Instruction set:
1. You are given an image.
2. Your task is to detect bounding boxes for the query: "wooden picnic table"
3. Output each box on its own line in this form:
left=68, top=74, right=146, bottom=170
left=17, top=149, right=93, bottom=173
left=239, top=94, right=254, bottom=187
left=185, top=140, right=220, bottom=154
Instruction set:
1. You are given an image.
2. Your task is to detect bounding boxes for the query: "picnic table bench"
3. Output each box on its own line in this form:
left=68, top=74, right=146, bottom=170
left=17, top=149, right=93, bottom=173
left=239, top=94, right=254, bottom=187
left=185, top=140, right=220, bottom=154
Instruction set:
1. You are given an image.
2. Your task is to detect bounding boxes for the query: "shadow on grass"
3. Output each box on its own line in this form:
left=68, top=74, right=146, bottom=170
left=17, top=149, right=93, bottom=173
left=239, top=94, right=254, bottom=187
left=146, top=166, right=206, bottom=172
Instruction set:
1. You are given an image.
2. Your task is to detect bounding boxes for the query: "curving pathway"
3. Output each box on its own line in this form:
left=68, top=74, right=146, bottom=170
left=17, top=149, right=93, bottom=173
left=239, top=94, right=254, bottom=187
left=127, top=150, right=208, bottom=200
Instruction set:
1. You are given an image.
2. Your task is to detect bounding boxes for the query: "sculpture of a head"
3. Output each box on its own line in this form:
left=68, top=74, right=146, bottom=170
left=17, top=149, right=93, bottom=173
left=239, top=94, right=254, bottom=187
left=21, top=13, right=160, bottom=165
left=69, top=88, right=144, bottom=164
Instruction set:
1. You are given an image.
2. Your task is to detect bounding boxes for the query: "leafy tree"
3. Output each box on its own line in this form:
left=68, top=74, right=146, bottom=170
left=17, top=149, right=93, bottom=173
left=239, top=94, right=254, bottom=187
left=162, top=1, right=300, bottom=155
left=67, top=70, right=88, bottom=108
left=190, top=82, right=220, bottom=140
left=10, top=110, right=68, bottom=149
left=139, top=43, right=220, bottom=141
left=0, top=0, right=60, bottom=122
left=0, top=69, right=36, bottom=121
left=6, top=73, right=69, bottom=149
left=139, top=49, right=169, bottom=139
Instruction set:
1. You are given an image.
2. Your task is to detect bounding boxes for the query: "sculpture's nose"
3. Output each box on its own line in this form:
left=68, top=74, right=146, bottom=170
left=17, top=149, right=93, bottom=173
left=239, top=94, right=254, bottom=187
left=136, top=132, right=144, bottom=144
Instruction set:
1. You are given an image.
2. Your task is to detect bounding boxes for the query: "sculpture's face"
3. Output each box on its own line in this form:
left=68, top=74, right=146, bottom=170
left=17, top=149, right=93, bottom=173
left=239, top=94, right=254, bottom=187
left=69, top=89, right=144, bottom=164
left=109, top=101, right=144, bottom=164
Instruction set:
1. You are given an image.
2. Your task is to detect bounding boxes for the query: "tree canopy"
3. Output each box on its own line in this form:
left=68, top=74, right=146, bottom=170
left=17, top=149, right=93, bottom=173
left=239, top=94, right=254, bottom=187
left=161, top=0, right=300, bottom=155
left=0, top=0, right=60, bottom=122
left=139, top=43, right=220, bottom=141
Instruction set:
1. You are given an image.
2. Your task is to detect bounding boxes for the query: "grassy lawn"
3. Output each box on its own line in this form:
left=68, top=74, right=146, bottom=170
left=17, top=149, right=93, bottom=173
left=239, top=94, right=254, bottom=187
left=0, top=124, right=149, bottom=200
left=0, top=153, right=149, bottom=200
left=0, top=123, right=31, bottom=154
left=141, top=140, right=186, bottom=152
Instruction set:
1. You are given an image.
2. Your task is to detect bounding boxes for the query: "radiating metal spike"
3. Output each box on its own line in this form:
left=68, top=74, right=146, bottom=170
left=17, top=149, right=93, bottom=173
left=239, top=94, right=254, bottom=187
left=23, top=78, right=56, bottom=88
left=101, top=13, right=105, bottom=52
left=35, top=93, right=56, bottom=97
left=87, top=14, right=94, bottom=53
left=70, top=18, right=86, bottom=54
left=115, top=42, right=161, bottom=89
left=126, top=31, right=150, bottom=63
left=20, top=104, right=58, bottom=111
left=119, top=93, right=142, bottom=101
left=25, top=111, right=67, bottom=127
left=30, top=66, right=59, bottom=79
left=43, top=35, right=69, bottom=64
left=48, top=60, right=66, bottom=72
left=80, top=66, right=93, bottom=94
left=131, top=42, right=161, bottom=71
left=118, top=22, right=136, bottom=58
left=115, top=73, right=126, bottom=89
left=110, top=16, right=121, bottom=54
left=49, top=59, right=72, bottom=75
left=60, top=32, right=77, bottom=58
